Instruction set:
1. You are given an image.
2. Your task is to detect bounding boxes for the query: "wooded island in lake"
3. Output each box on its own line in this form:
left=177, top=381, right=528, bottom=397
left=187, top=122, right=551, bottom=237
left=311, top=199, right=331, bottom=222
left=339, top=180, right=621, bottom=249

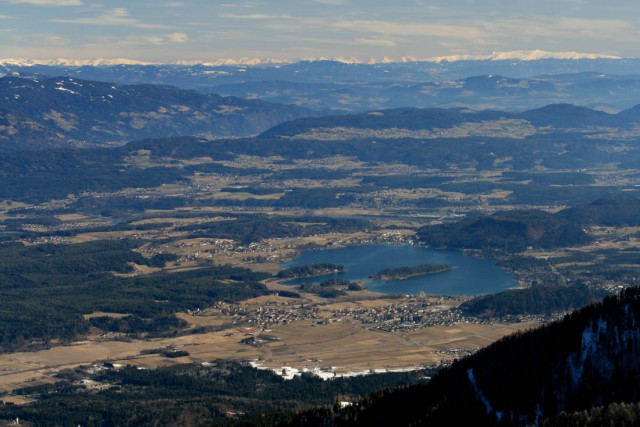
left=369, top=264, right=453, bottom=281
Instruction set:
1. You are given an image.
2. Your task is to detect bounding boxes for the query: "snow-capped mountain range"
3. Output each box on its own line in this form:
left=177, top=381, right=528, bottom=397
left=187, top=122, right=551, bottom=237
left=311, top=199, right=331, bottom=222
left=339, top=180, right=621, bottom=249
left=3, top=49, right=640, bottom=118
left=427, top=49, right=622, bottom=63
left=0, top=50, right=626, bottom=67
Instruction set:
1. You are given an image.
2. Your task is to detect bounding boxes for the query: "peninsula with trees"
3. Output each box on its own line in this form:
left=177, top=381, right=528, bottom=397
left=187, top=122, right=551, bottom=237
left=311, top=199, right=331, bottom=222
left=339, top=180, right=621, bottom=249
left=276, top=263, right=345, bottom=279
left=369, top=264, right=453, bottom=281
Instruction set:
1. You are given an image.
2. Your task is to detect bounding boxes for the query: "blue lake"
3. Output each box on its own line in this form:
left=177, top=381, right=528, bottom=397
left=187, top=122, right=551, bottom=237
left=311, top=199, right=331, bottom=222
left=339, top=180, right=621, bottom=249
left=282, top=244, right=516, bottom=296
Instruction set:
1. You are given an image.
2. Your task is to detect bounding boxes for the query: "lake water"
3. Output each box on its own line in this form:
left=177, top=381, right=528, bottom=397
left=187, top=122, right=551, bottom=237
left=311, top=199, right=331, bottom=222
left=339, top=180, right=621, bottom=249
left=283, top=244, right=516, bottom=296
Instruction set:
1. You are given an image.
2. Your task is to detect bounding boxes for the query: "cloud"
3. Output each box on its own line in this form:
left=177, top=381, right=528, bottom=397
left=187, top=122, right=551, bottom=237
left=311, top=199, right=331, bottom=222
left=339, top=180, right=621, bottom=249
left=326, top=16, right=637, bottom=49
left=166, top=32, right=188, bottom=43
left=217, top=13, right=294, bottom=20
left=52, top=7, right=173, bottom=29
left=355, top=38, right=397, bottom=47
left=18, top=34, right=72, bottom=46
left=332, top=19, right=487, bottom=40
left=557, top=17, right=634, bottom=34
left=221, top=2, right=260, bottom=8
left=143, top=1, right=185, bottom=7
left=87, top=32, right=189, bottom=47
left=312, top=0, right=348, bottom=4
left=10, top=0, right=83, bottom=5
left=489, top=17, right=636, bottom=42
left=125, top=36, right=166, bottom=46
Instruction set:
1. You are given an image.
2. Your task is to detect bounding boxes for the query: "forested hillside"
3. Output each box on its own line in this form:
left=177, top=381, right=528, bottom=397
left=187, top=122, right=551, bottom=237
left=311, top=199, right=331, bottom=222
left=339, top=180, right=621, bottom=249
left=417, top=210, right=592, bottom=251
left=0, top=240, right=269, bottom=351
left=0, top=76, right=316, bottom=151
left=280, top=286, right=640, bottom=426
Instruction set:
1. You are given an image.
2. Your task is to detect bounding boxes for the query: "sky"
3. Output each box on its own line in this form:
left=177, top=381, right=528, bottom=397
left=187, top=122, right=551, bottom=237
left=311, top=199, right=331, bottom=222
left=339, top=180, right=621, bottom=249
left=1, top=0, right=639, bottom=62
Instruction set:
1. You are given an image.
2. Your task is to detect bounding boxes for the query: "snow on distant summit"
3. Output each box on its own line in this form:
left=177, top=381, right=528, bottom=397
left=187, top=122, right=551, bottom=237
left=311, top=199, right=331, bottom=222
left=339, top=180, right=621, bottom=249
left=172, top=50, right=624, bottom=65
left=0, top=51, right=625, bottom=68
left=427, top=50, right=622, bottom=63
left=0, top=58, right=157, bottom=67
left=176, top=58, right=290, bottom=66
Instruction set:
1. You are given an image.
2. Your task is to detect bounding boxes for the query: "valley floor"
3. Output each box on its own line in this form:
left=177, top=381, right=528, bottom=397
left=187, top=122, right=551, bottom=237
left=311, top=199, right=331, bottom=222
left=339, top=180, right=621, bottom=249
left=0, top=288, right=540, bottom=403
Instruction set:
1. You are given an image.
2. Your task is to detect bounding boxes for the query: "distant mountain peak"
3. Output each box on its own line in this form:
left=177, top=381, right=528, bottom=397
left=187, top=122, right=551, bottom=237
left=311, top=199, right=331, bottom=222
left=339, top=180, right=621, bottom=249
left=0, top=51, right=625, bottom=68
left=176, top=58, right=291, bottom=66
left=427, top=49, right=622, bottom=63
left=0, top=58, right=158, bottom=67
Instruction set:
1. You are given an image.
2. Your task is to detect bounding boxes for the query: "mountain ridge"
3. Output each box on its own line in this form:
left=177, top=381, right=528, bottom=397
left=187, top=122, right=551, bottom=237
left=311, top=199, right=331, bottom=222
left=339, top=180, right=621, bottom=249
left=0, top=75, right=318, bottom=151
left=5, top=75, right=640, bottom=154
left=0, top=50, right=625, bottom=67
left=259, top=103, right=640, bottom=140
left=4, top=56, right=640, bottom=112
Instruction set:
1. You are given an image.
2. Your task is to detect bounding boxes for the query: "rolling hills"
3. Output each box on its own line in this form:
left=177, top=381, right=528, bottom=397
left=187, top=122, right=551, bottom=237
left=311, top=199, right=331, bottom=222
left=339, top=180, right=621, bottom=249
left=0, top=76, right=317, bottom=151
left=259, top=103, right=640, bottom=140
left=211, top=72, right=640, bottom=113
left=5, top=57, right=640, bottom=113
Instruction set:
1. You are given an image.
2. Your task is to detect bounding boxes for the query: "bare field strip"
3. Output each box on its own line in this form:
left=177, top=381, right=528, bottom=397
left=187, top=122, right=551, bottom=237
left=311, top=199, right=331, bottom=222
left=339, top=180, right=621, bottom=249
left=0, top=317, right=540, bottom=394
left=83, top=312, right=130, bottom=320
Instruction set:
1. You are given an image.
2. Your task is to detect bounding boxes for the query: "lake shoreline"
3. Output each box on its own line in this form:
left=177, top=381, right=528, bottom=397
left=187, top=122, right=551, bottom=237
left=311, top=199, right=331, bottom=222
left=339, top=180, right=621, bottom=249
left=283, top=244, right=516, bottom=296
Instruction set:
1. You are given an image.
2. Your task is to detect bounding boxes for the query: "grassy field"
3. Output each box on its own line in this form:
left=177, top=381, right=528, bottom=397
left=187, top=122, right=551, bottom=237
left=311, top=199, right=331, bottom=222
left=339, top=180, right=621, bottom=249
left=0, top=286, right=541, bottom=396
left=0, top=315, right=539, bottom=396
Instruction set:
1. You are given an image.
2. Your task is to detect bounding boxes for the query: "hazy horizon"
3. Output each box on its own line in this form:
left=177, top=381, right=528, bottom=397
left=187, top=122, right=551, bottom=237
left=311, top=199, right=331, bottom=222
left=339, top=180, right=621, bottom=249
left=1, top=0, right=638, bottom=62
